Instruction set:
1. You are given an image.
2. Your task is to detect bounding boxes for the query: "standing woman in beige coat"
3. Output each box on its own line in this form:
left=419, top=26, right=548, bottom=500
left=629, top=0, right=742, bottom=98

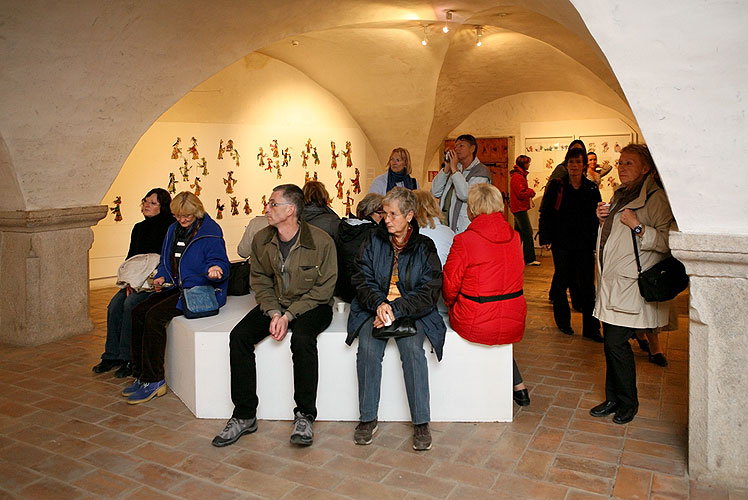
left=589, top=144, right=674, bottom=425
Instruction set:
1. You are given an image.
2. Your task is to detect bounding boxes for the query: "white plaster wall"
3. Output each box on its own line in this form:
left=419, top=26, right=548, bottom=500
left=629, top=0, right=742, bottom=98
left=569, top=0, right=748, bottom=234
left=91, top=54, right=378, bottom=281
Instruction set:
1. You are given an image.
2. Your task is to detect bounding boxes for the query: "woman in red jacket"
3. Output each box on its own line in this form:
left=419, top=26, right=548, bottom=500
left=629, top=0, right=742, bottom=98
left=443, top=183, right=530, bottom=406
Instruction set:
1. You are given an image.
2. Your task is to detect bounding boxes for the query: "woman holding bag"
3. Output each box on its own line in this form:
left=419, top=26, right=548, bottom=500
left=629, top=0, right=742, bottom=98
left=590, top=144, right=675, bottom=424
left=123, top=191, right=230, bottom=404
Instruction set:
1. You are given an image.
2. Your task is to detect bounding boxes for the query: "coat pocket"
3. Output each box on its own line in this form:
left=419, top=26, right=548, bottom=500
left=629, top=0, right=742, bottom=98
left=606, top=274, right=640, bottom=314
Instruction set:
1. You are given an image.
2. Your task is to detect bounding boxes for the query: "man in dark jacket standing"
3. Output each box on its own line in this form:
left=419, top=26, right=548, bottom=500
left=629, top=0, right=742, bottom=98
left=212, top=184, right=337, bottom=448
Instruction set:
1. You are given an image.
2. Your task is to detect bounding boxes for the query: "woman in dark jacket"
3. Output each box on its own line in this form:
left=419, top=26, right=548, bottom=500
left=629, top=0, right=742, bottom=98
left=122, top=191, right=230, bottom=404
left=335, top=193, right=383, bottom=303
left=538, top=148, right=602, bottom=341
left=301, top=181, right=340, bottom=240
left=92, top=188, right=173, bottom=378
left=346, top=187, right=445, bottom=452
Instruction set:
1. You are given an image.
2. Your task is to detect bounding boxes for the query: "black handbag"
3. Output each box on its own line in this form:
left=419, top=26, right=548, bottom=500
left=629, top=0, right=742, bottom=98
left=631, top=231, right=689, bottom=302
left=372, top=317, right=417, bottom=339
left=227, top=259, right=250, bottom=296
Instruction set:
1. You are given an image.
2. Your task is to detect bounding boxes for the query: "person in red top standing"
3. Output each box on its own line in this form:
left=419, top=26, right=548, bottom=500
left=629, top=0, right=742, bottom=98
left=510, top=155, right=539, bottom=266
left=443, top=183, right=530, bottom=407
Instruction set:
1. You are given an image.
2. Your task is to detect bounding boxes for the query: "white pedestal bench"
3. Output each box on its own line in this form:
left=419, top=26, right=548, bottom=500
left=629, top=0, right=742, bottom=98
left=165, top=294, right=513, bottom=422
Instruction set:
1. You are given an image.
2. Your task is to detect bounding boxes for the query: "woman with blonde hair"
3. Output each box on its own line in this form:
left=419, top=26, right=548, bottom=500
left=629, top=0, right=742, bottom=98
left=122, top=191, right=230, bottom=404
left=369, top=147, right=418, bottom=195
left=443, top=183, right=530, bottom=407
left=412, top=189, right=454, bottom=266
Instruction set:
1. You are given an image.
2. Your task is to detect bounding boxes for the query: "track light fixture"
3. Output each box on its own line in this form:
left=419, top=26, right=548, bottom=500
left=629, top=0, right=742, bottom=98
left=442, top=10, right=453, bottom=33
left=476, top=26, right=483, bottom=47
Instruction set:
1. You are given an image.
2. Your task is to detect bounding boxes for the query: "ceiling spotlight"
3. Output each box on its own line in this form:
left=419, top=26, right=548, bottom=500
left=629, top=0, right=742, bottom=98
left=421, top=25, right=429, bottom=46
left=442, top=10, right=453, bottom=33
left=476, top=26, right=482, bottom=47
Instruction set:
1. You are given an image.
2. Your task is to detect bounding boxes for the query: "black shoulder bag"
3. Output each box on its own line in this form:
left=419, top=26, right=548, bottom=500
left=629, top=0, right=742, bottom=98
left=631, top=230, right=689, bottom=302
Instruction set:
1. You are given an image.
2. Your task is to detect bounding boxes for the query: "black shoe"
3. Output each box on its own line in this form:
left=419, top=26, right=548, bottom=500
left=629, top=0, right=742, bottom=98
left=613, top=406, right=638, bottom=424
left=589, top=400, right=618, bottom=417
left=92, top=359, right=124, bottom=374
left=635, top=337, right=650, bottom=353
left=583, top=331, right=604, bottom=343
left=559, top=326, right=574, bottom=335
left=114, top=362, right=132, bottom=379
left=513, top=389, right=530, bottom=406
left=648, top=353, right=668, bottom=367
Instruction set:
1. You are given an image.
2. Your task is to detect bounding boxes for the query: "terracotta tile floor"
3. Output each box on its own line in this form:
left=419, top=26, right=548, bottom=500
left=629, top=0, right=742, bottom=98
left=1, top=255, right=747, bottom=499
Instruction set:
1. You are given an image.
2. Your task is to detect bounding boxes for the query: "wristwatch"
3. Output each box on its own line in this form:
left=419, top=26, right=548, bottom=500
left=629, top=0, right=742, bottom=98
left=633, top=224, right=644, bottom=235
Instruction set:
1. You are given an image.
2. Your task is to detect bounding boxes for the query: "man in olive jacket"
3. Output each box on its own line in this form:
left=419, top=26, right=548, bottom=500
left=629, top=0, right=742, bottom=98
left=212, top=184, right=337, bottom=449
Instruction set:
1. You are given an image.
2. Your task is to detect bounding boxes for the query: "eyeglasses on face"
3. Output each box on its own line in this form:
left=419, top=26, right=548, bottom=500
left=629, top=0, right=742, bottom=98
left=268, top=201, right=293, bottom=208
left=174, top=214, right=195, bottom=221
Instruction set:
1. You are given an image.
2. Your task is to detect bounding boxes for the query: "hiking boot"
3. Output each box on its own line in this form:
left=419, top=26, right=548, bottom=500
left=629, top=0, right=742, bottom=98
left=127, top=379, right=167, bottom=404
left=353, top=419, right=378, bottom=445
left=121, top=379, right=141, bottom=397
left=212, top=417, right=258, bottom=447
left=290, top=411, right=314, bottom=446
left=413, top=423, right=432, bottom=451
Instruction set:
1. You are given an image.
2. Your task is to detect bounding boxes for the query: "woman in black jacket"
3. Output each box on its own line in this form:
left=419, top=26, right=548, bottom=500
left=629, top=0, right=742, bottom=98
left=538, top=148, right=602, bottom=341
left=92, top=188, right=173, bottom=378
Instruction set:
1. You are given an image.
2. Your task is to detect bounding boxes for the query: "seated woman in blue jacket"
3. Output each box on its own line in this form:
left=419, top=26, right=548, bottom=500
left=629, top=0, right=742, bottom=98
left=346, top=187, right=445, bottom=452
left=122, top=191, right=230, bottom=404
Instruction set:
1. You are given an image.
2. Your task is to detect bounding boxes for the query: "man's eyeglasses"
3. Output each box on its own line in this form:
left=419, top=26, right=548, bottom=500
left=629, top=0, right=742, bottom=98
left=268, top=202, right=293, bottom=208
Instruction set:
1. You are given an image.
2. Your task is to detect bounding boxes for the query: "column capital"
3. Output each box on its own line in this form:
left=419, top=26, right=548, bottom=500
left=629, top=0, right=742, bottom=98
left=0, top=205, right=108, bottom=232
left=669, top=231, right=748, bottom=278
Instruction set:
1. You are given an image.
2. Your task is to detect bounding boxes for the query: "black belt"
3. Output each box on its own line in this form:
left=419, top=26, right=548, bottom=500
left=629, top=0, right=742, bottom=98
left=460, top=289, right=523, bottom=303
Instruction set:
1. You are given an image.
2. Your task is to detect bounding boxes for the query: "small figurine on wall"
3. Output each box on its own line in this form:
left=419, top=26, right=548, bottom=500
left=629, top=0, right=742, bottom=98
left=217, top=139, right=225, bottom=160
left=282, top=148, right=291, bottom=168
left=190, top=177, right=202, bottom=196
left=275, top=162, right=282, bottom=179
left=216, top=199, right=225, bottom=219
left=588, top=142, right=596, bottom=152
left=313, top=171, right=318, bottom=181
left=312, top=147, right=320, bottom=166
left=270, top=139, right=279, bottom=158
left=330, top=141, right=339, bottom=169
left=199, top=157, right=209, bottom=176
left=243, top=198, right=252, bottom=215
left=533, top=178, right=541, bottom=189
left=180, top=158, right=191, bottom=181
left=261, top=195, right=267, bottom=214
left=351, top=167, right=361, bottom=194
left=188, top=137, right=199, bottom=160
left=223, top=171, right=237, bottom=194
left=257, top=147, right=266, bottom=167
left=225, top=139, right=234, bottom=152
left=601, top=141, right=610, bottom=153
left=171, top=137, right=182, bottom=159
left=304, top=170, right=311, bottom=184
left=230, top=148, right=240, bottom=167
left=167, top=172, right=178, bottom=194
left=305, top=138, right=313, bottom=153
left=614, top=142, right=621, bottom=153
left=230, top=196, right=239, bottom=216
left=343, top=141, right=353, bottom=168
left=335, top=171, right=344, bottom=199
left=300, top=150, right=309, bottom=168
left=343, top=190, right=354, bottom=217
left=266, top=157, right=274, bottom=172
left=607, top=177, right=619, bottom=188
left=110, top=196, right=123, bottom=222
left=546, top=158, right=554, bottom=169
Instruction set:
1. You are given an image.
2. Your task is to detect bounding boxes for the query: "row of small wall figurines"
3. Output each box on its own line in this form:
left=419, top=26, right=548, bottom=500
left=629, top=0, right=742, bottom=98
left=109, top=136, right=363, bottom=222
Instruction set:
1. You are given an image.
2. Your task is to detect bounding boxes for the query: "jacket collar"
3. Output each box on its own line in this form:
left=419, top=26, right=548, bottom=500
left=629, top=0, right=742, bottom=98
left=374, top=217, right=421, bottom=252
left=622, top=174, right=660, bottom=210
left=260, top=218, right=317, bottom=250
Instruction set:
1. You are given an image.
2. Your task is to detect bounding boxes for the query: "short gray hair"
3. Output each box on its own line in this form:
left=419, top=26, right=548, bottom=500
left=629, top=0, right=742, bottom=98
left=382, top=186, right=416, bottom=216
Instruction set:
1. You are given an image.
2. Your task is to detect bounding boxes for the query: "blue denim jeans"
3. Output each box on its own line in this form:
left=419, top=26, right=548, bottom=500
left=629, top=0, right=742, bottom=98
left=102, top=288, right=153, bottom=361
left=356, top=320, right=430, bottom=424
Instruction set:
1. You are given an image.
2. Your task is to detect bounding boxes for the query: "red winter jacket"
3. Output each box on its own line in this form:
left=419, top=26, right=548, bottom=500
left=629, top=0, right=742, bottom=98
left=509, top=167, right=535, bottom=213
left=442, top=211, right=526, bottom=345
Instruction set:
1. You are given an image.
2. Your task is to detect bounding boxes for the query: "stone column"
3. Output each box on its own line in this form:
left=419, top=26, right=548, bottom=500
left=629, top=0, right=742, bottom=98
left=0, top=206, right=107, bottom=346
left=670, top=231, right=748, bottom=489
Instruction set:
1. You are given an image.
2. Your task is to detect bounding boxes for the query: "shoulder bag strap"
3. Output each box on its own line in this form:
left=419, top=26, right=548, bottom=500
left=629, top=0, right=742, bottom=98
left=631, top=230, right=642, bottom=274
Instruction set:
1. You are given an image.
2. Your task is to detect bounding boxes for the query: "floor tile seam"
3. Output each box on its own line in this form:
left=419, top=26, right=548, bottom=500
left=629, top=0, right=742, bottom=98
left=381, top=466, right=461, bottom=497
left=274, top=459, right=349, bottom=491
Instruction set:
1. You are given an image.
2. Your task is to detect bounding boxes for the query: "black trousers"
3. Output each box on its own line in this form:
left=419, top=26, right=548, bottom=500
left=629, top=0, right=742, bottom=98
left=603, top=322, right=639, bottom=410
left=550, top=247, right=600, bottom=335
left=130, top=288, right=181, bottom=383
left=229, top=304, right=333, bottom=420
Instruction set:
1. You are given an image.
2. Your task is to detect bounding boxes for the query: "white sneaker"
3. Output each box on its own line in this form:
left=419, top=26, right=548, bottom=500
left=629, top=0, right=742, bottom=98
left=527, top=261, right=541, bottom=266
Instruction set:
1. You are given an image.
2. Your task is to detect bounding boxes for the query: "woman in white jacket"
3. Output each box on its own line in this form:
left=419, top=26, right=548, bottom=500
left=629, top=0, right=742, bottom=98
left=590, top=144, right=674, bottom=425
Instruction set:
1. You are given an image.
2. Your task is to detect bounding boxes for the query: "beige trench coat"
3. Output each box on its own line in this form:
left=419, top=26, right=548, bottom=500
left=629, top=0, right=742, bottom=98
left=594, top=175, right=674, bottom=329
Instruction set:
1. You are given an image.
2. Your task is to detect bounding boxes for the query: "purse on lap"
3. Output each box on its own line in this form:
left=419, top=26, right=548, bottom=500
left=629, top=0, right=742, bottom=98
left=372, top=317, right=417, bottom=339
